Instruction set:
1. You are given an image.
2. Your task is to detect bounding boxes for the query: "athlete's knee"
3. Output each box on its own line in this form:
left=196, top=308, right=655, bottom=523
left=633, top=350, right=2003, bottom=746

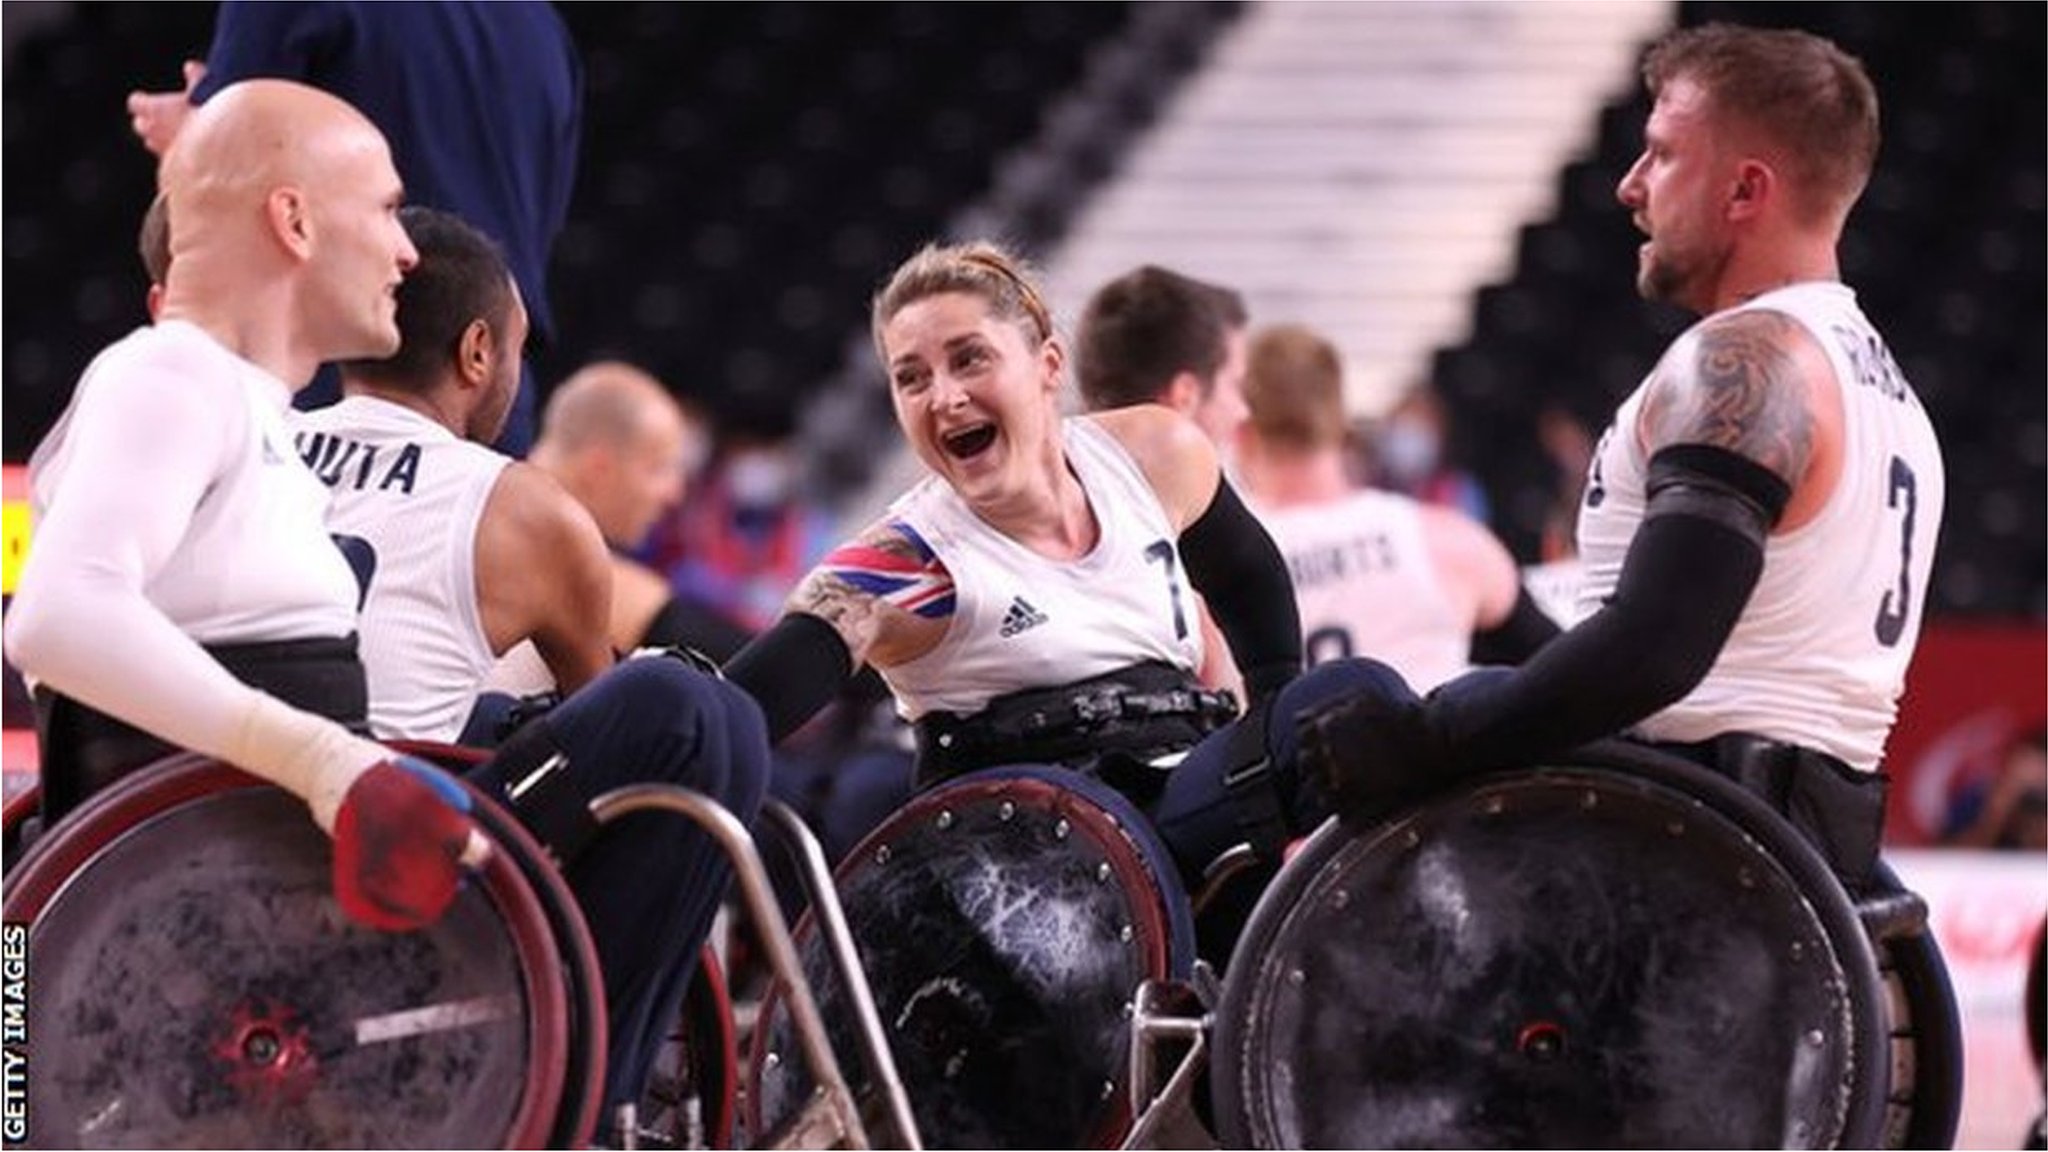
left=705, top=680, right=770, bottom=818
left=1292, top=656, right=1421, bottom=711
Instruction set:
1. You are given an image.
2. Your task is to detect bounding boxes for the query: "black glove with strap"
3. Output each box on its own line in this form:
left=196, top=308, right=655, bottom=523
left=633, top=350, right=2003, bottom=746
left=1294, top=657, right=1449, bottom=824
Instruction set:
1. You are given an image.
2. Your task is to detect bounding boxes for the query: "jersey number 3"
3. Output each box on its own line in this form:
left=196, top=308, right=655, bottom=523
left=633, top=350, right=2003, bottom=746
left=1872, top=455, right=1917, bottom=648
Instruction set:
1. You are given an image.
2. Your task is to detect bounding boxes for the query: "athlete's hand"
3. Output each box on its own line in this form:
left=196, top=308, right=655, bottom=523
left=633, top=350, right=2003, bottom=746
left=1295, top=658, right=1445, bottom=823
left=331, top=756, right=491, bottom=932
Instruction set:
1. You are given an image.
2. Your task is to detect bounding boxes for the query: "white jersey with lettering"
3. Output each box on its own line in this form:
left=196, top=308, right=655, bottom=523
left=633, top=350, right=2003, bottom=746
left=879, top=417, right=1204, bottom=721
left=1252, top=488, right=1468, bottom=690
left=1575, top=282, right=1946, bottom=771
left=293, top=396, right=510, bottom=742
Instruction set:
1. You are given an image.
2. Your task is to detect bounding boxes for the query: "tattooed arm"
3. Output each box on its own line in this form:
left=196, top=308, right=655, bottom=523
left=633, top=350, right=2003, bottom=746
left=1394, top=310, right=1821, bottom=773
left=787, top=518, right=953, bottom=671
left=724, top=518, right=951, bottom=742
left=1637, top=307, right=1840, bottom=528
left=1308, top=308, right=1833, bottom=794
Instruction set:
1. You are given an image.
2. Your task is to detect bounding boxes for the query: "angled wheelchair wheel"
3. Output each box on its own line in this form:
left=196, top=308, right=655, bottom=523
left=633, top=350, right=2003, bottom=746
left=632, top=945, right=737, bottom=1150
left=2, top=753, right=580, bottom=1149
left=390, top=738, right=610, bottom=1149
left=1212, top=740, right=1888, bottom=1150
left=747, top=765, right=1196, bottom=1150
left=1867, top=861, right=1963, bottom=1150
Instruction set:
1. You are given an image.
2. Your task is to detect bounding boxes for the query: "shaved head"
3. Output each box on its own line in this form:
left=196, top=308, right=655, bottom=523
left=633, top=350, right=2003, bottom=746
left=541, top=361, right=686, bottom=454
left=154, top=79, right=416, bottom=381
left=535, top=362, right=700, bottom=547
left=160, top=79, right=390, bottom=263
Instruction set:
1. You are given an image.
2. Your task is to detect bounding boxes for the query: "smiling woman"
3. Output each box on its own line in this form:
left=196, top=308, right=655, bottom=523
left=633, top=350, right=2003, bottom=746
left=718, top=237, right=1396, bottom=1146
left=724, top=236, right=1390, bottom=884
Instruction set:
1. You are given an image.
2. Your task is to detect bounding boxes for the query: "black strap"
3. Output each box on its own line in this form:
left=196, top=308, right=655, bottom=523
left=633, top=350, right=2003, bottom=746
left=477, top=715, right=602, bottom=865
left=912, top=661, right=1237, bottom=786
left=1219, top=694, right=1291, bottom=860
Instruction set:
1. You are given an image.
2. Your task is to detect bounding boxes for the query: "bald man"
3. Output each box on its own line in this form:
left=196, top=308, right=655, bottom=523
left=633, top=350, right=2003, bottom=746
left=4, top=80, right=483, bottom=932
left=530, top=362, right=751, bottom=656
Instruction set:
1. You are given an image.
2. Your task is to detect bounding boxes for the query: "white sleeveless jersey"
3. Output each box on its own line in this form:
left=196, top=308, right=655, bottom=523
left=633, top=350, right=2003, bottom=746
left=293, top=396, right=510, bottom=741
left=880, top=417, right=1204, bottom=720
left=28, top=321, right=358, bottom=644
left=1575, top=282, right=1946, bottom=771
left=1252, top=489, right=1469, bottom=690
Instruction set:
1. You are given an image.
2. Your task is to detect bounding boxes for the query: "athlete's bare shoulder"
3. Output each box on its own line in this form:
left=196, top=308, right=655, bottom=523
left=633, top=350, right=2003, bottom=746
left=1638, top=307, right=1825, bottom=487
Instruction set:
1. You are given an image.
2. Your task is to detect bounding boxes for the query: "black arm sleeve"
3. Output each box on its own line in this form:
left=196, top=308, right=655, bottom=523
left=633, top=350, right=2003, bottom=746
left=1178, top=478, right=1302, bottom=700
left=1430, top=443, right=1789, bottom=770
left=723, top=612, right=854, bottom=745
left=637, top=595, right=757, bottom=663
left=1466, top=583, right=1563, bottom=667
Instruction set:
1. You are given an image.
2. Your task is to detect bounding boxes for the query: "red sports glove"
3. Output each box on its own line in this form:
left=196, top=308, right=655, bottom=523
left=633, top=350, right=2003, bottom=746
left=330, top=757, right=489, bottom=932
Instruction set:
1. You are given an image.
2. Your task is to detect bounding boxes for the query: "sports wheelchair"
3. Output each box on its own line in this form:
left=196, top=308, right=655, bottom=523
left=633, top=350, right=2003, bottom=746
left=1, top=743, right=920, bottom=1150
left=745, top=740, right=1962, bottom=1149
left=4, top=736, right=1962, bottom=1149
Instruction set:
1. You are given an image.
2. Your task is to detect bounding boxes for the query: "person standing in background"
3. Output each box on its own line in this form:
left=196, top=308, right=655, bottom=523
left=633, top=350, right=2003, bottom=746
left=126, top=0, right=582, bottom=457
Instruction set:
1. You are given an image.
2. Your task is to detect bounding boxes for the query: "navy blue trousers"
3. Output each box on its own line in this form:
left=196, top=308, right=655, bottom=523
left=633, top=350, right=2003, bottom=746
left=1153, top=657, right=1412, bottom=876
left=468, top=658, right=769, bottom=1112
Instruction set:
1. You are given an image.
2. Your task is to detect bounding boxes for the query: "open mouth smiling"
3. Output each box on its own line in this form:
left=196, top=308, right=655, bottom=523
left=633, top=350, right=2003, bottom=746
left=941, top=423, right=997, bottom=460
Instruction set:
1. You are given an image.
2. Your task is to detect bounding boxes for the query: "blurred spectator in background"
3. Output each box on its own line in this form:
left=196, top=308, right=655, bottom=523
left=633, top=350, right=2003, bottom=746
left=1371, top=383, right=1492, bottom=524
left=126, top=0, right=582, bottom=458
left=643, top=417, right=839, bottom=650
left=528, top=362, right=746, bottom=657
left=1524, top=402, right=1599, bottom=626
left=1237, top=323, right=1557, bottom=688
left=1940, top=722, right=2048, bottom=851
left=1536, top=402, right=1597, bottom=562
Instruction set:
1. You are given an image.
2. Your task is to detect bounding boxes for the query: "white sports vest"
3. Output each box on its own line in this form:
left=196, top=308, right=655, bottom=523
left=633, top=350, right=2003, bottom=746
left=1576, top=282, right=1946, bottom=771
left=292, top=396, right=510, bottom=741
left=880, top=418, right=1204, bottom=720
left=1253, top=489, right=1469, bottom=690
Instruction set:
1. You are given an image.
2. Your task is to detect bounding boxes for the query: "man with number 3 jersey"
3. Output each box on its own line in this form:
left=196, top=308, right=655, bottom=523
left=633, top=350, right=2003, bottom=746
left=1302, top=23, right=1945, bottom=893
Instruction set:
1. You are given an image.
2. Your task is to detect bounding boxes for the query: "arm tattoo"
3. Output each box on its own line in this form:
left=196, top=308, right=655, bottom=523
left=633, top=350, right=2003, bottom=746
left=793, top=520, right=955, bottom=654
left=1645, top=310, right=1815, bottom=485
left=815, top=520, right=956, bottom=618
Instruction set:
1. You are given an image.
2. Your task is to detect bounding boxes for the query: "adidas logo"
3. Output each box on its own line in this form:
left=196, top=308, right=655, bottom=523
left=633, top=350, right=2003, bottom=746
left=998, top=596, right=1048, bottom=637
